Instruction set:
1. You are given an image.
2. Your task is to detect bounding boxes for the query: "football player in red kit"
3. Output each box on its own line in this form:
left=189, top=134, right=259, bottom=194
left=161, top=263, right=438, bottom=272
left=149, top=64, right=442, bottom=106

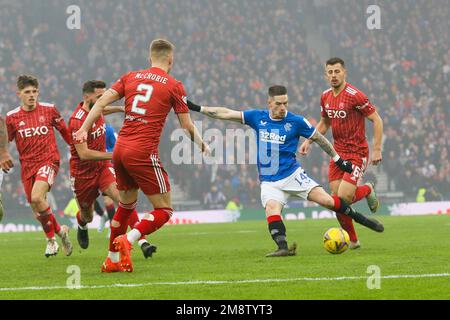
left=69, top=80, right=155, bottom=261
left=300, top=57, right=384, bottom=249
left=6, top=75, right=73, bottom=257
left=75, top=39, right=208, bottom=272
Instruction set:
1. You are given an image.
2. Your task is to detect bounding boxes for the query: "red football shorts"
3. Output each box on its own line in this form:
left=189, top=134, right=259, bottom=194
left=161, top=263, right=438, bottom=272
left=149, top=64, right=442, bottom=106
left=22, top=163, right=59, bottom=203
left=70, top=164, right=116, bottom=210
left=329, top=154, right=368, bottom=186
left=112, top=144, right=171, bottom=196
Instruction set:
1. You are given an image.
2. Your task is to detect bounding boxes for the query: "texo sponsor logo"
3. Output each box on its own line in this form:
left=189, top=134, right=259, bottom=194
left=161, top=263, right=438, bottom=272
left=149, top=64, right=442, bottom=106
left=18, top=126, right=49, bottom=138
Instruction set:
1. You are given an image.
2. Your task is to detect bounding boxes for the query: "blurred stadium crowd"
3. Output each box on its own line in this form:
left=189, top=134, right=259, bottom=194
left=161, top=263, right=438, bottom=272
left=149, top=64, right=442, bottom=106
left=0, top=0, right=448, bottom=215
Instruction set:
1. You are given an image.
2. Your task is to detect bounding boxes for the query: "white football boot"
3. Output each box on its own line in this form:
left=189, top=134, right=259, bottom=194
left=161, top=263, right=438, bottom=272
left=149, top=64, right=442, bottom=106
left=98, top=213, right=108, bottom=232
left=45, top=238, right=59, bottom=257
left=365, top=182, right=380, bottom=213
left=59, top=225, right=73, bottom=256
left=349, top=240, right=361, bottom=250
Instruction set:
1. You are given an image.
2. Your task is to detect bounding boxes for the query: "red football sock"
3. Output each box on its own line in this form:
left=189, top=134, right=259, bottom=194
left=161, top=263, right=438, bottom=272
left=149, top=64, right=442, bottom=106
left=332, top=195, right=358, bottom=242
left=49, top=213, right=61, bottom=234
left=267, top=214, right=282, bottom=224
left=37, top=207, right=55, bottom=238
left=352, top=185, right=371, bottom=203
left=76, top=211, right=87, bottom=227
left=109, top=202, right=137, bottom=252
left=134, top=208, right=172, bottom=236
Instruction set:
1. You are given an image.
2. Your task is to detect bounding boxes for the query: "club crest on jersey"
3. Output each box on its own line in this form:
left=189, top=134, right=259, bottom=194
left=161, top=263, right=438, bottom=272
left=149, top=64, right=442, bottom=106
left=260, top=120, right=267, bottom=126
left=39, top=116, right=45, bottom=123
left=339, top=102, right=345, bottom=109
left=19, top=121, right=26, bottom=126
left=284, top=123, right=292, bottom=132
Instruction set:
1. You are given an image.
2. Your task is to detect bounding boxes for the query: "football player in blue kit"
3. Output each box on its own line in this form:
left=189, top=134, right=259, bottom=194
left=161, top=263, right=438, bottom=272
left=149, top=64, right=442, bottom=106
left=188, top=85, right=383, bottom=257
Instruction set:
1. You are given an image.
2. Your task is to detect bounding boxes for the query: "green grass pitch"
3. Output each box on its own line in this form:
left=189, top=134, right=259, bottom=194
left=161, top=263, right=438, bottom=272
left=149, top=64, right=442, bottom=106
left=0, top=215, right=449, bottom=300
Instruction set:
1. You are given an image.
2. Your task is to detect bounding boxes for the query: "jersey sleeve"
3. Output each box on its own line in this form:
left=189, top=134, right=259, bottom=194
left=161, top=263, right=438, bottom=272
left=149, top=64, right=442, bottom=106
left=242, top=110, right=261, bottom=129
left=52, top=107, right=72, bottom=145
left=295, top=115, right=317, bottom=139
left=5, top=116, right=15, bottom=142
left=171, top=82, right=189, bottom=114
left=320, top=94, right=328, bottom=118
left=68, top=117, right=83, bottom=145
left=111, top=73, right=128, bottom=98
left=353, top=90, right=376, bottom=117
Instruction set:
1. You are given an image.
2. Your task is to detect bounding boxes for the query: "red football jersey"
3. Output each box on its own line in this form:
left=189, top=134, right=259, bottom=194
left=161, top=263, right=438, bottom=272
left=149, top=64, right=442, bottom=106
left=321, top=83, right=376, bottom=156
left=69, top=102, right=108, bottom=179
left=111, top=67, right=189, bottom=153
left=6, top=102, right=71, bottom=179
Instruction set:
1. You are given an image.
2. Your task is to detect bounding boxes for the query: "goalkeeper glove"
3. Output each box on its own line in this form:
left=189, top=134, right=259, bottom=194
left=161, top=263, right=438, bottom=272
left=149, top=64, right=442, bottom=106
left=187, top=100, right=202, bottom=112
left=333, top=156, right=353, bottom=173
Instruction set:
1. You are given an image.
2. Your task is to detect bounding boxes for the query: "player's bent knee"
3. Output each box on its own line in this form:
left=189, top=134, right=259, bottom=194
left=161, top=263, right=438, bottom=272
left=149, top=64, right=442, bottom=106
left=30, top=195, right=45, bottom=207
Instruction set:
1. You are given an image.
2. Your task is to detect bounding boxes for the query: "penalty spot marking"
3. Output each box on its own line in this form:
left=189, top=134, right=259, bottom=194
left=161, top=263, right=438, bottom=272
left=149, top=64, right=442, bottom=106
left=0, top=273, right=449, bottom=292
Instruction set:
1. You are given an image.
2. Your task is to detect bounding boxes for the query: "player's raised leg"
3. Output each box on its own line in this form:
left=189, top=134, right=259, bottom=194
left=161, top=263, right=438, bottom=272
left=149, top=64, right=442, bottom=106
left=308, top=186, right=384, bottom=233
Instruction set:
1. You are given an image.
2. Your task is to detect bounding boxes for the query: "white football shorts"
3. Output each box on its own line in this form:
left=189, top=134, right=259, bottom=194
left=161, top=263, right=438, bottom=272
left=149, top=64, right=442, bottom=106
left=260, top=167, right=320, bottom=208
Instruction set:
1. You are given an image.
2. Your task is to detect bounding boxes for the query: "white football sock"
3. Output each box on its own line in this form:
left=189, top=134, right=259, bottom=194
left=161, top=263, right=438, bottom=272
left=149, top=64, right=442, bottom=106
left=127, top=229, right=141, bottom=244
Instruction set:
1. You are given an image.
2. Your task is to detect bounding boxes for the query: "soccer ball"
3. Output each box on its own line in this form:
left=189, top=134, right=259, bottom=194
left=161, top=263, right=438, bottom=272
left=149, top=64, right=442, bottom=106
left=323, top=227, right=350, bottom=254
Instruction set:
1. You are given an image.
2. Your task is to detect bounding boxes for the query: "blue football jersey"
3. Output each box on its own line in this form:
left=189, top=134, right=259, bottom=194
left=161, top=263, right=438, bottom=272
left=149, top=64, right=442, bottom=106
left=242, top=110, right=316, bottom=182
left=105, top=123, right=117, bottom=153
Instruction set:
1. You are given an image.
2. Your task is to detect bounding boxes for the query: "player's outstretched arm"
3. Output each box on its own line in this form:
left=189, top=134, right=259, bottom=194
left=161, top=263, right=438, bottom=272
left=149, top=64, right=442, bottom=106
left=75, top=89, right=121, bottom=143
left=366, top=111, right=383, bottom=165
left=309, top=131, right=353, bottom=173
left=0, top=117, right=13, bottom=172
left=299, top=116, right=331, bottom=155
left=103, top=105, right=125, bottom=115
left=187, top=100, right=243, bottom=123
left=74, top=142, right=113, bottom=161
left=177, top=113, right=210, bottom=155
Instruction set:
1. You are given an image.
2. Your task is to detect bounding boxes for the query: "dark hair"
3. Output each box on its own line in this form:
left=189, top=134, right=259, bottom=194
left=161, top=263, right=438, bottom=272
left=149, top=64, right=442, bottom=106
left=268, top=85, right=287, bottom=97
left=326, top=57, right=345, bottom=68
left=17, top=75, right=39, bottom=90
left=82, top=80, right=106, bottom=94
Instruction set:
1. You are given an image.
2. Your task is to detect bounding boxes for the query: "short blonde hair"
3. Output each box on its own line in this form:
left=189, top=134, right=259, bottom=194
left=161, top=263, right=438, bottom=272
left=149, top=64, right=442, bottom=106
left=149, top=39, right=174, bottom=60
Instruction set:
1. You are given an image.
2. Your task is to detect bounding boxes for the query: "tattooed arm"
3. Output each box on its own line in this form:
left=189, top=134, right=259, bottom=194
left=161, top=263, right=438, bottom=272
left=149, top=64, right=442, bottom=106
left=309, top=131, right=353, bottom=173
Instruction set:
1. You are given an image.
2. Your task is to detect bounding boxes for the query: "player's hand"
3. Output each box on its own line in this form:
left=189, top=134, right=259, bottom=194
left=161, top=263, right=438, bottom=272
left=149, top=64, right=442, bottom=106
left=187, top=100, right=202, bottom=112
left=201, top=143, right=212, bottom=157
left=335, top=158, right=353, bottom=173
left=74, top=128, right=88, bottom=143
left=0, top=151, right=13, bottom=173
left=371, top=150, right=382, bottom=165
left=298, top=140, right=311, bottom=155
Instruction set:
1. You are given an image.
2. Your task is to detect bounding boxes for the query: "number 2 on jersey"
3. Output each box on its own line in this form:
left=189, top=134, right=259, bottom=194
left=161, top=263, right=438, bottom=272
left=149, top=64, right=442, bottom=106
left=131, top=84, right=153, bottom=115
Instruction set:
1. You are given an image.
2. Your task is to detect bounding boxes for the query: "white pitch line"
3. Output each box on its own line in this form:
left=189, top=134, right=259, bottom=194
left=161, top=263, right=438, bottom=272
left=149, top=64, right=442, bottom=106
left=1, top=273, right=449, bottom=292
